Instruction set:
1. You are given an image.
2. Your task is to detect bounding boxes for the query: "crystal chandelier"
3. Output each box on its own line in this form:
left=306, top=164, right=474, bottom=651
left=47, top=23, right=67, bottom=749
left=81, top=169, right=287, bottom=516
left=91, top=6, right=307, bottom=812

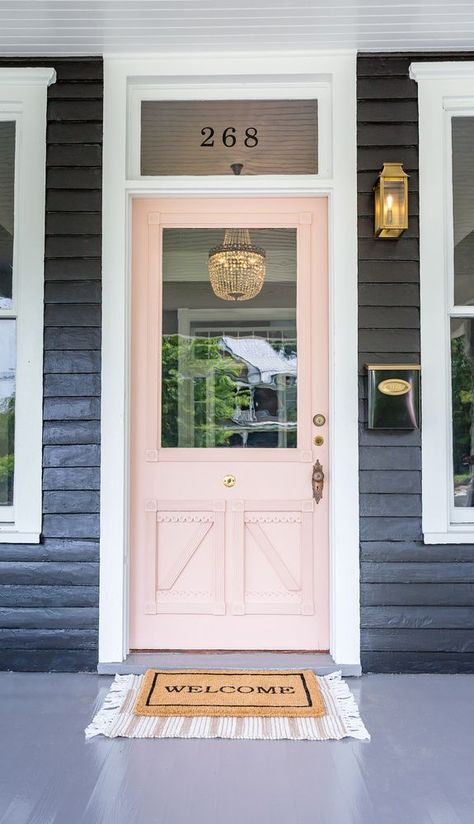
left=208, top=228, right=266, bottom=301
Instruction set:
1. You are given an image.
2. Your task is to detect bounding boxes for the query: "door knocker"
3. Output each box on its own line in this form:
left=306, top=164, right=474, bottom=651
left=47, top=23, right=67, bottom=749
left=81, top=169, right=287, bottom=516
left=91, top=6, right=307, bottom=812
left=312, top=460, right=324, bottom=504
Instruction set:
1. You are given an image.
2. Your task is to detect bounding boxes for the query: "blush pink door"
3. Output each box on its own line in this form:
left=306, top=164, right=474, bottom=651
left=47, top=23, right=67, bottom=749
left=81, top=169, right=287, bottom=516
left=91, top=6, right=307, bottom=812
left=130, top=197, right=329, bottom=650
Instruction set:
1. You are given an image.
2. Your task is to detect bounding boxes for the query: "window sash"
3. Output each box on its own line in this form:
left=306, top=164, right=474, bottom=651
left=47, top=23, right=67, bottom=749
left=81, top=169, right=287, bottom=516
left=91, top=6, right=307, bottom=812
left=0, top=69, right=55, bottom=542
left=411, top=62, right=474, bottom=541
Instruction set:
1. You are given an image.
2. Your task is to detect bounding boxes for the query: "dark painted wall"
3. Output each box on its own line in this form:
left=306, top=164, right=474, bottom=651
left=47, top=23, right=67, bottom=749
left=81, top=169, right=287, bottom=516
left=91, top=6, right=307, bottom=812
left=0, top=59, right=102, bottom=672
left=358, top=53, right=474, bottom=673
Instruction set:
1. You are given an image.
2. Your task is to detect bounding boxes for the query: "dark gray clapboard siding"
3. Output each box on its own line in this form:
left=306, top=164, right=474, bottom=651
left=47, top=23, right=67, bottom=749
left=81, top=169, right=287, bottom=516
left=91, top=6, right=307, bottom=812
left=358, top=52, right=474, bottom=673
left=0, top=58, right=102, bottom=672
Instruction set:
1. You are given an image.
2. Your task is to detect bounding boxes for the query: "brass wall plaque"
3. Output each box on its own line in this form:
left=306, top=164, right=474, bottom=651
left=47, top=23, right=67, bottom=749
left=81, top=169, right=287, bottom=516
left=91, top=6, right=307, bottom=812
left=366, top=364, right=420, bottom=429
left=377, top=378, right=411, bottom=396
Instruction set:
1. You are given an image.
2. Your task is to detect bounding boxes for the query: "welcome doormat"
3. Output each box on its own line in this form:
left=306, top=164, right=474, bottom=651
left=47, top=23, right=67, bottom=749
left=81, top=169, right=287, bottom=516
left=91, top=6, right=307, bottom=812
left=86, top=671, right=370, bottom=741
left=134, top=669, right=325, bottom=718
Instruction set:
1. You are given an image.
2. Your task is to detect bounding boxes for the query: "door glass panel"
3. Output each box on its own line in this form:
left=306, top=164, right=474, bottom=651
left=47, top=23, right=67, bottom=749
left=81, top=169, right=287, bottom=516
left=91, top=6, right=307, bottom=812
left=161, top=228, right=297, bottom=448
left=0, top=319, right=15, bottom=505
left=141, top=100, right=318, bottom=176
left=0, top=121, right=15, bottom=310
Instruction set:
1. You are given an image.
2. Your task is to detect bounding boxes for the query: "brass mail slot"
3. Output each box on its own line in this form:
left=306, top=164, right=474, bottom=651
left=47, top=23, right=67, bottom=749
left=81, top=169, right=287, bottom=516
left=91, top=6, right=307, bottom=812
left=366, top=364, right=421, bottom=429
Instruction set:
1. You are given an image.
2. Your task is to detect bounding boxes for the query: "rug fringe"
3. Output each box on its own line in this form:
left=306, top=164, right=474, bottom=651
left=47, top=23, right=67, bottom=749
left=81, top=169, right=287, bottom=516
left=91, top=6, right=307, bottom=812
left=323, top=671, right=370, bottom=740
left=85, top=671, right=370, bottom=741
left=85, top=674, right=133, bottom=739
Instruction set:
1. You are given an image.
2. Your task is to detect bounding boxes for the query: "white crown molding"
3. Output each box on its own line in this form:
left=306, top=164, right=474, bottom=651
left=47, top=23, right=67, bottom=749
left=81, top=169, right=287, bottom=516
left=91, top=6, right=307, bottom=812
left=0, top=67, right=56, bottom=86
left=410, top=61, right=474, bottom=83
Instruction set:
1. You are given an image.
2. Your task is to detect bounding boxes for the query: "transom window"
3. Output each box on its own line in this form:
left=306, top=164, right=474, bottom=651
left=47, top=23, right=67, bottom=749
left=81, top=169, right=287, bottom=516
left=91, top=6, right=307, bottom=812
left=127, top=81, right=332, bottom=180
left=140, top=99, right=318, bottom=176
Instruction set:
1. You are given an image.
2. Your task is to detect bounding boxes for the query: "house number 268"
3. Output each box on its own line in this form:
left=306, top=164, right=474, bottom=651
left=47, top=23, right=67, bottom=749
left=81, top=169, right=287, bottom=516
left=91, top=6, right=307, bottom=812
left=200, top=127, right=259, bottom=148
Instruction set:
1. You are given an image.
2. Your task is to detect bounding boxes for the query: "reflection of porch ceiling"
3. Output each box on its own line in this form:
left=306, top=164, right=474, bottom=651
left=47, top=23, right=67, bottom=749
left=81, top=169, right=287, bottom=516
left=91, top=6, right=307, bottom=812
left=163, top=228, right=296, bottom=283
left=1, top=2, right=474, bottom=53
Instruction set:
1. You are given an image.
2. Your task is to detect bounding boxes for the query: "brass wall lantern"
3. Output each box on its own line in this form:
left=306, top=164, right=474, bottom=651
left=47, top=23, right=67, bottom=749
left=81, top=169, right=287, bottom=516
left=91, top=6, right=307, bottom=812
left=374, top=163, right=409, bottom=238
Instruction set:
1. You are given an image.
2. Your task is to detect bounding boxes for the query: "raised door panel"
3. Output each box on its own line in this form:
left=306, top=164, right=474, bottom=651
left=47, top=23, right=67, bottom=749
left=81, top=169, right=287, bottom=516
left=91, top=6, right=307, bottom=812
left=230, top=500, right=314, bottom=616
left=144, top=500, right=225, bottom=616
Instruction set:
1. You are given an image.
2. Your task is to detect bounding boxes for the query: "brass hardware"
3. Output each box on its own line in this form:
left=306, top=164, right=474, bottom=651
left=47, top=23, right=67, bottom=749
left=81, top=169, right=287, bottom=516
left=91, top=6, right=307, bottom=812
left=312, top=460, right=324, bottom=504
left=223, top=474, right=236, bottom=488
left=373, top=162, right=409, bottom=239
left=313, top=435, right=324, bottom=446
left=366, top=364, right=421, bottom=429
left=312, top=413, right=326, bottom=427
left=378, top=378, right=410, bottom=397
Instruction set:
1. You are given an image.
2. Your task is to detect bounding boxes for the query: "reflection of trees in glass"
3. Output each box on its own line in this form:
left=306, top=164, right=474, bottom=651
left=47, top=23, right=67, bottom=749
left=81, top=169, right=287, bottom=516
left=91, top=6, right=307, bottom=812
left=451, top=333, right=473, bottom=483
left=161, top=335, right=297, bottom=448
left=161, top=335, right=243, bottom=448
left=0, top=394, right=14, bottom=505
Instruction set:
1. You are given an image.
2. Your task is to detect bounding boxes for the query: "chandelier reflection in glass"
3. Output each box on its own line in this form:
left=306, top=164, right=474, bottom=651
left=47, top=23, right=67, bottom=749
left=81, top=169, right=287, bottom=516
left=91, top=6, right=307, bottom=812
left=208, top=228, right=266, bottom=301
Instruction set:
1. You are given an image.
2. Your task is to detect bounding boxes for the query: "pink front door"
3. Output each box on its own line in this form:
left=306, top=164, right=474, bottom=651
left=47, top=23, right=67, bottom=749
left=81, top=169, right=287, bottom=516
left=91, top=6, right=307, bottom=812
left=130, top=197, right=329, bottom=650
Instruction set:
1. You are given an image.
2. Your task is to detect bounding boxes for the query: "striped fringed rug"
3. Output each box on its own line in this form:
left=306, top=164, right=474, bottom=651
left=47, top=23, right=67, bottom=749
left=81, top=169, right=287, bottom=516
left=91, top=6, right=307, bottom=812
left=85, top=672, right=370, bottom=741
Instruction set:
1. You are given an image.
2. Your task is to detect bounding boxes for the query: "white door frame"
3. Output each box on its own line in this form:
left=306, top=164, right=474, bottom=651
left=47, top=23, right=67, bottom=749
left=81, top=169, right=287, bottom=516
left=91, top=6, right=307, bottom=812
left=99, top=51, right=360, bottom=668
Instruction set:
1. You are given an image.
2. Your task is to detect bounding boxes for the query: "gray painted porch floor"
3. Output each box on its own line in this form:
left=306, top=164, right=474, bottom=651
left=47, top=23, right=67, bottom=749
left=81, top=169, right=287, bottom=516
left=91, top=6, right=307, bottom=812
left=0, top=673, right=473, bottom=824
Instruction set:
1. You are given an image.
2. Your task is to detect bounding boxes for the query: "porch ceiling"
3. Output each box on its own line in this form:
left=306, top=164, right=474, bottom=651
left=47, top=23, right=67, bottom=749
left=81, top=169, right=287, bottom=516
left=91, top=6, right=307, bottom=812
left=1, top=0, right=474, bottom=55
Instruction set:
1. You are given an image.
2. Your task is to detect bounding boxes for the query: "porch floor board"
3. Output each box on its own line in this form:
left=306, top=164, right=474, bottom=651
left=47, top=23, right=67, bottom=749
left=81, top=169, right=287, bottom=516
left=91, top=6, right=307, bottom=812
left=1, top=672, right=473, bottom=824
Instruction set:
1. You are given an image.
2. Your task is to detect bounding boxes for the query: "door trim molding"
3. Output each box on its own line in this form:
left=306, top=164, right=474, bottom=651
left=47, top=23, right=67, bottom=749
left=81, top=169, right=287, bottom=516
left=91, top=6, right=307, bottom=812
left=99, top=52, right=360, bottom=668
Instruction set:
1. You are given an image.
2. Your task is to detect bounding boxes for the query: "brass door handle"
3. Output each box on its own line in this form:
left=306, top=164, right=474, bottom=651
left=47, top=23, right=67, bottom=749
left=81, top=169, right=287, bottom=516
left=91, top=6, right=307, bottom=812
left=312, top=460, right=324, bottom=504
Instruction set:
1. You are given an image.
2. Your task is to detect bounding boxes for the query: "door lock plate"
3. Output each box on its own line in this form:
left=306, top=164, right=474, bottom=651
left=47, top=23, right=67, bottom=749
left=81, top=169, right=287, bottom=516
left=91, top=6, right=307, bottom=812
left=312, top=460, right=324, bottom=504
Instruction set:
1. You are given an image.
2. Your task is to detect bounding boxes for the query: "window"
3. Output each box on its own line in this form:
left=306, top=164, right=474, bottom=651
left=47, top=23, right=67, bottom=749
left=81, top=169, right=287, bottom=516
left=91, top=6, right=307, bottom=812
left=411, top=62, right=474, bottom=542
left=140, top=100, right=318, bottom=176
left=127, top=81, right=332, bottom=180
left=161, top=228, right=297, bottom=448
left=0, top=121, right=15, bottom=509
left=0, top=68, right=55, bottom=542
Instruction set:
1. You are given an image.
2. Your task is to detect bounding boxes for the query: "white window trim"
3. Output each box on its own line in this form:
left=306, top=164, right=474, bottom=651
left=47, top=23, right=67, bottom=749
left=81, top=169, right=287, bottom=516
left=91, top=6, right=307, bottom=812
left=410, top=61, right=474, bottom=544
left=100, top=52, right=359, bottom=668
left=127, top=79, right=332, bottom=180
left=0, top=68, right=55, bottom=543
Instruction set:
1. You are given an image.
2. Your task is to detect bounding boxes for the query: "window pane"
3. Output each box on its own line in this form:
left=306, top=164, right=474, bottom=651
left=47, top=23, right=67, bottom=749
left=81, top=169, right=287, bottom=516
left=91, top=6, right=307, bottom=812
left=451, top=318, right=474, bottom=506
left=0, top=121, right=15, bottom=310
left=0, top=319, right=15, bottom=505
left=452, top=117, right=474, bottom=305
left=141, top=100, right=318, bottom=176
left=161, top=228, right=297, bottom=448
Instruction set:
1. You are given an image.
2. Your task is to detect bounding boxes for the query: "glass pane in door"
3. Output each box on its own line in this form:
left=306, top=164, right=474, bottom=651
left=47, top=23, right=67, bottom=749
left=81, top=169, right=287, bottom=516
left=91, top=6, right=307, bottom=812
left=161, top=228, right=297, bottom=448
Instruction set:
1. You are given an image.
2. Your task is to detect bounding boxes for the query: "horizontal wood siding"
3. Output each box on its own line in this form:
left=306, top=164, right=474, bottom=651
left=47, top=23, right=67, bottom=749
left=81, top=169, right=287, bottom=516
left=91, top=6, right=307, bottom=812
left=358, top=53, right=474, bottom=673
left=0, top=58, right=102, bottom=672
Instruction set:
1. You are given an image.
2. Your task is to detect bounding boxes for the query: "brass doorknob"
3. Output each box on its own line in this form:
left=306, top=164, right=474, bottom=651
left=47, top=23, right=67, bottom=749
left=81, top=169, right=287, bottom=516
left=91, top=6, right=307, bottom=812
left=223, top=474, right=236, bottom=488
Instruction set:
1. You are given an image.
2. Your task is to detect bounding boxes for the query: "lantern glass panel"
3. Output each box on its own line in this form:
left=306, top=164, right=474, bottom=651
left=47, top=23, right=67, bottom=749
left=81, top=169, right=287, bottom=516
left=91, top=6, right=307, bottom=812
left=382, top=179, right=405, bottom=229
